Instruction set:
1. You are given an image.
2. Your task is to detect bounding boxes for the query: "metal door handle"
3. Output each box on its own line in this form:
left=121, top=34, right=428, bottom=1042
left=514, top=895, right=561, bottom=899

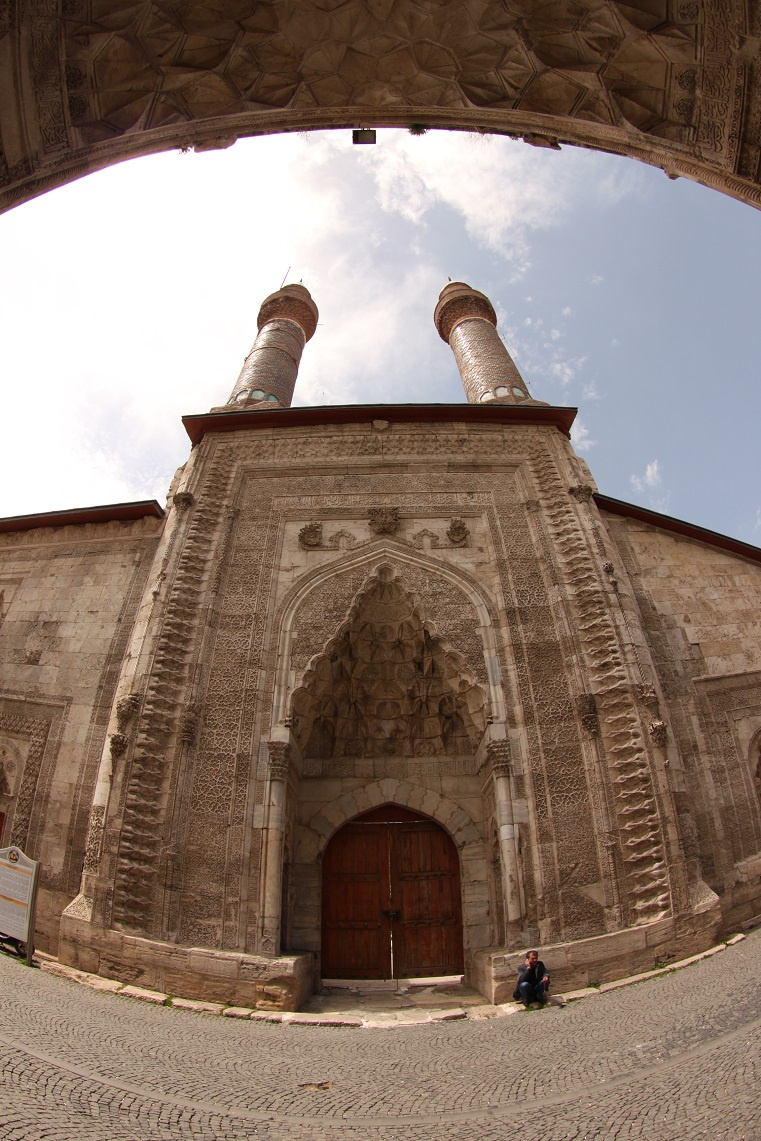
left=382, top=909, right=401, bottom=920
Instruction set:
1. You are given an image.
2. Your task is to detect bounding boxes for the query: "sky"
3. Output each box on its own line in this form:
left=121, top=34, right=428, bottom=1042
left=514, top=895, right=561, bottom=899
left=1, top=128, right=760, bottom=543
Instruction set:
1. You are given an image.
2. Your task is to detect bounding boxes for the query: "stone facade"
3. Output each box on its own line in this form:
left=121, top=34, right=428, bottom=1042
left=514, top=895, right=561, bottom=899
left=0, top=507, right=163, bottom=951
left=2, top=285, right=761, bottom=1009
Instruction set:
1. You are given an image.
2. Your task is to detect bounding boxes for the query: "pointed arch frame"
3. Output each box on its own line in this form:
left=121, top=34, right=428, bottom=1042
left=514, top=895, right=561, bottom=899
left=271, top=539, right=507, bottom=732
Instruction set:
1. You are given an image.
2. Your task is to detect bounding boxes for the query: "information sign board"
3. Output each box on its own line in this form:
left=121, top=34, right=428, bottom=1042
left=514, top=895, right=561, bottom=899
left=0, top=846, right=40, bottom=965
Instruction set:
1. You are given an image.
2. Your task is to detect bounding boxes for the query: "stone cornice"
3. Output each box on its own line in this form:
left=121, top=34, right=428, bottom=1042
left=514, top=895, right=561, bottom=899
left=595, top=494, right=761, bottom=566
left=182, top=403, right=577, bottom=446
left=0, top=501, right=164, bottom=534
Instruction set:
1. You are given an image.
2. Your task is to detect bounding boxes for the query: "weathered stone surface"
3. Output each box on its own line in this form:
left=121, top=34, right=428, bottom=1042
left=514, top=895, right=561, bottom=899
left=119, top=986, right=168, bottom=1005
left=170, top=998, right=225, bottom=1015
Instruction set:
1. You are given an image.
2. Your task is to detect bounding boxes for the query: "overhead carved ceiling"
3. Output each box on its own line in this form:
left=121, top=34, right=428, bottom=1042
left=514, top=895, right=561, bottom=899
left=1, top=1, right=759, bottom=212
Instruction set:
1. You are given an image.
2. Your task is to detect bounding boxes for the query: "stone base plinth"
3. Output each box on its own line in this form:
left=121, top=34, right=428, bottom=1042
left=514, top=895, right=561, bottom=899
left=473, top=903, right=722, bottom=1005
left=58, top=916, right=313, bottom=1011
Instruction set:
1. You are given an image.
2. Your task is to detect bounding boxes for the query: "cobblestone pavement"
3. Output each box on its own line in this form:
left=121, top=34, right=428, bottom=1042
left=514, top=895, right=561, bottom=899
left=1, top=931, right=759, bottom=1140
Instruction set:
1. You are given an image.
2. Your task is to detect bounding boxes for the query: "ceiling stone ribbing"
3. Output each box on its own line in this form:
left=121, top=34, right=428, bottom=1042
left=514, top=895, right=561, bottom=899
left=0, top=0, right=759, bottom=211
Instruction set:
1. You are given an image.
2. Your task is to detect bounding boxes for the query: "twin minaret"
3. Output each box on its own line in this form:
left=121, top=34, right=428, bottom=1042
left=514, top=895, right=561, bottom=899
left=226, top=284, right=319, bottom=410
left=223, top=281, right=534, bottom=410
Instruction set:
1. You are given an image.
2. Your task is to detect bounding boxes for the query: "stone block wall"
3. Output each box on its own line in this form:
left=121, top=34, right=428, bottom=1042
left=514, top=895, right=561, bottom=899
left=602, top=512, right=761, bottom=925
left=0, top=517, right=161, bottom=951
left=608, top=519, right=761, bottom=677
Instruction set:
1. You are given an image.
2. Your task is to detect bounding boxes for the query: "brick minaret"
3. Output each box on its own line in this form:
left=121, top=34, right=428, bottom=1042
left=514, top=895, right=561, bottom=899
left=226, top=284, right=318, bottom=410
left=434, top=282, right=533, bottom=405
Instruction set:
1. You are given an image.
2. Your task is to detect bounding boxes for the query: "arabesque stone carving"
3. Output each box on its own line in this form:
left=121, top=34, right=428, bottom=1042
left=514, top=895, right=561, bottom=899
left=368, top=507, right=400, bottom=535
left=446, top=518, right=470, bottom=546
left=298, top=522, right=323, bottom=549
left=109, top=733, right=128, bottom=760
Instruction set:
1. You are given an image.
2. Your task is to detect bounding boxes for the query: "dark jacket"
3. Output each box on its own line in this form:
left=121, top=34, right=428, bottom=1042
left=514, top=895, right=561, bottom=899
left=513, top=960, right=550, bottom=1000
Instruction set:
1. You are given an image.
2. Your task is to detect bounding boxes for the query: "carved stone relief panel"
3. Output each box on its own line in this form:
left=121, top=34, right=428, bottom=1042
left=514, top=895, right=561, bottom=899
left=485, top=491, right=607, bottom=941
left=0, top=734, right=27, bottom=844
left=597, top=512, right=715, bottom=885
left=110, top=457, right=238, bottom=939
left=522, top=435, right=674, bottom=927
left=0, top=700, right=56, bottom=855
left=693, top=672, right=761, bottom=871
left=288, top=552, right=490, bottom=690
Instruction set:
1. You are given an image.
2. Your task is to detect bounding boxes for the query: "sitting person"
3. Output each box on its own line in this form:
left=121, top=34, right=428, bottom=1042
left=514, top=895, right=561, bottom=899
left=513, top=949, right=550, bottom=1007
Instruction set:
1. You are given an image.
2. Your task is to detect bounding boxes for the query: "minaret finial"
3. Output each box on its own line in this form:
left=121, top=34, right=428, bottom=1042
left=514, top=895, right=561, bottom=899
left=226, top=284, right=318, bottom=410
left=434, top=282, right=533, bottom=405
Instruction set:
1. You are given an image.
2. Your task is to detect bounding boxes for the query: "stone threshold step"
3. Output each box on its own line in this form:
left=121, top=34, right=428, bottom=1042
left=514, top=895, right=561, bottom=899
left=27, top=935, right=747, bottom=1027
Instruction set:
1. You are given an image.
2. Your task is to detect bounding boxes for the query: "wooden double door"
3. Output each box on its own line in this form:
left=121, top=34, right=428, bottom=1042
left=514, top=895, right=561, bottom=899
left=321, top=805, right=464, bottom=980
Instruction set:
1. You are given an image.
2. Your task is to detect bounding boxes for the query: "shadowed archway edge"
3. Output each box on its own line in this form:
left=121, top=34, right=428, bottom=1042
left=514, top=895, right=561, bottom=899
left=2, top=0, right=760, bottom=214
left=296, top=779, right=486, bottom=866
left=3, top=108, right=761, bottom=215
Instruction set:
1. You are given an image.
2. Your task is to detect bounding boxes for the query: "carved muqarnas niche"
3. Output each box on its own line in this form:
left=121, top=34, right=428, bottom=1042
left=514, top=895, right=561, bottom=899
left=290, top=566, right=487, bottom=760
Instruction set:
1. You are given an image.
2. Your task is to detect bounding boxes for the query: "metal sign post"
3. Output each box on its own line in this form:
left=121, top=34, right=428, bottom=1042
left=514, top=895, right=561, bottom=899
left=0, top=846, right=40, bottom=965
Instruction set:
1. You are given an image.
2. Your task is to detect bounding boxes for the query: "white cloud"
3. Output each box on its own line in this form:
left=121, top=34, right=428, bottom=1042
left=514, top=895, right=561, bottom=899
left=571, top=419, right=596, bottom=452
left=548, top=356, right=587, bottom=389
left=591, top=274, right=604, bottom=285
left=593, top=159, right=650, bottom=206
left=356, top=131, right=582, bottom=277
left=550, top=328, right=561, bottom=340
left=631, top=460, right=662, bottom=492
left=562, top=306, right=572, bottom=316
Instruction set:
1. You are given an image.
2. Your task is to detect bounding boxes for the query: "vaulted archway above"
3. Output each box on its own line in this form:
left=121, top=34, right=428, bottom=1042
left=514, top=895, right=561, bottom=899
left=1, top=0, right=760, bottom=212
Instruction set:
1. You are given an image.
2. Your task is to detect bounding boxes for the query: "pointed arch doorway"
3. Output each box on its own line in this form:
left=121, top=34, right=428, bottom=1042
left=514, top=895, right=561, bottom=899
left=321, top=805, right=464, bottom=980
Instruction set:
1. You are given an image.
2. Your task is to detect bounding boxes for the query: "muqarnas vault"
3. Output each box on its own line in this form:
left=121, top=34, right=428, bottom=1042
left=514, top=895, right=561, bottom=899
left=2, top=282, right=761, bottom=1010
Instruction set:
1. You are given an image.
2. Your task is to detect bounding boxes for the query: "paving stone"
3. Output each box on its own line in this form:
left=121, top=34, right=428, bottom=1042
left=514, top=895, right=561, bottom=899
left=1, top=930, right=759, bottom=1139
left=221, top=1006, right=254, bottom=1018
left=463, top=1004, right=504, bottom=1019
left=561, top=987, right=603, bottom=1001
left=118, top=985, right=168, bottom=1004
left=170, top=998, right=225, bottom=1015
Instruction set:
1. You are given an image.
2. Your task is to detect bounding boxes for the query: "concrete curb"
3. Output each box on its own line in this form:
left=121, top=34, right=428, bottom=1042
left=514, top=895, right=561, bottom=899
left=31, top=935, right=746, bottom=1028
